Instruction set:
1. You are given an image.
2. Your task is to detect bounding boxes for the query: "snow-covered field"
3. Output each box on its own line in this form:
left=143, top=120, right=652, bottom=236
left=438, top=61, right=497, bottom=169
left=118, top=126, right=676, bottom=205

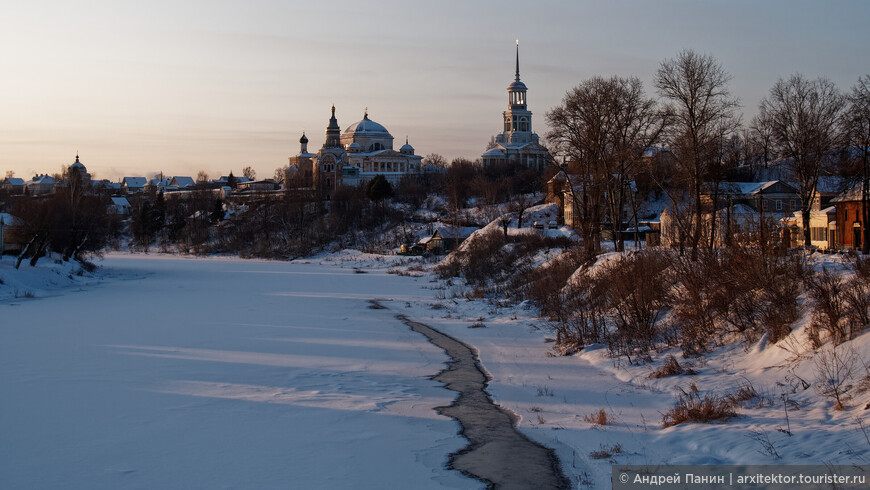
left=2, top=251, right=870, bottom=489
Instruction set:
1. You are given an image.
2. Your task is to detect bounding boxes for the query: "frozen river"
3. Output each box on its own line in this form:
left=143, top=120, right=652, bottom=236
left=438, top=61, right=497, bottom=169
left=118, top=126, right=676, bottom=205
left=0, top=254, right=478, bottom=489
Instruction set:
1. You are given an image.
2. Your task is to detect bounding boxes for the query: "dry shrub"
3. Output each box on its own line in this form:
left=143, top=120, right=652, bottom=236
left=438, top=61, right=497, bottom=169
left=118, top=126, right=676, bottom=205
left=514, top=246, right=590, bottom=314
left=844, top=255, right=870, bottom=339
left=807, top=267, right=850, bottom=347
left=547, top=265, right=609, bottom=353
left=671, top=250, right=726, bottom=356
left=673, top=248, right=804, bottom=355
left=604, top=250, right=674, bottom=363
left=589, top=443, right=622, bottom=460
left=662, top=384, right=737, bottom=427
left=435, top=229, right=505, bottom=283
left=650, top=355, right=696, bottom=378
left=814, top=344, right=857, bottom=410
left=437, top=230, right=571, bottom=287
left=583, top=409, right=609, bottom=425
left=718, top=248, right=804, bottom=344
left=725, top=381, right=759, bottom=407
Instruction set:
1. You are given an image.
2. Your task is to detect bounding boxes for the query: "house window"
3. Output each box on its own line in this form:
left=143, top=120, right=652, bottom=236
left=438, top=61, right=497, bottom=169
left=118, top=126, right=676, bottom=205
left=792, top=199, right=799, bottom=210
left=775, top=199, right=782, bottom=211
left=762, top=199, right=769, bottom=211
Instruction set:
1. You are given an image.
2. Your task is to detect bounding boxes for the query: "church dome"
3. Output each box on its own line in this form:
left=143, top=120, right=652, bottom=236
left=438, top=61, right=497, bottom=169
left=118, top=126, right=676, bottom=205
left=347, top=142, right=361, bottom=152
left=343, top=113, right=391, bottom=137
left=508, top=79, right=527, bottom=91
left=69, top=154, right=87, bottom=173
left=299, top=132, right=309, bottom=144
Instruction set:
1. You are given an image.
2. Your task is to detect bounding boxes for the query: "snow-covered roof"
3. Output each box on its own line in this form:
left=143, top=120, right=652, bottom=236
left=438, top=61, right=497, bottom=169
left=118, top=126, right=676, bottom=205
left=716, top=181, right=796, bottom=196
left=483, top=147, right=505, bottom=157
left=171, top=176, right=195, bottom=188
left=122, top=177, right=147, bottom=188
left=111, top=197, right=131, bottom=207
left=433, top=227, right=479, bottom=240
left=0, top=212, right=24, bottom=226
left=831, top=182, right=864, bottom=203
left=27, top=175, right=56, bottom=185
left=217, top=176, right=250, bottom=184
left=3, top=178, right=24, bottom=186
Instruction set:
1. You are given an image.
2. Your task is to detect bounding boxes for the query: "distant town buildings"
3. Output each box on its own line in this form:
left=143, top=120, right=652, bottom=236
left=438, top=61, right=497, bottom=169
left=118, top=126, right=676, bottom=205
left=288, top=106, right=423, bottom=199
left=481, top=42, right=551, bottom=171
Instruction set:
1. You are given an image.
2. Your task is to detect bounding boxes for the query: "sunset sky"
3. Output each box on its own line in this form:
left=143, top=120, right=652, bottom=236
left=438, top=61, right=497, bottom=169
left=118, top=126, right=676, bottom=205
left=2, top=0, right=868, bottom=181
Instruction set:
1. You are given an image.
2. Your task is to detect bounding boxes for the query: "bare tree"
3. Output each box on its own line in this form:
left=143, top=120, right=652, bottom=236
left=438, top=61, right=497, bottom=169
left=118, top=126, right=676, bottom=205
left=749, top=114, right=777, bottom=169
left=273, top=167, right=286, bottom=185
left=846, top=75, right=870, bottom=253
left=547, top=76, right=665, bottom=251
left=243, top=166, right=257, bottom=181
left=422, top=153, right=447, bottom=168
left=758, top=74, right=846, bottom=247
left=655, top=50, right=740, bottom=256
left=196, top=170, right=210, bottom=184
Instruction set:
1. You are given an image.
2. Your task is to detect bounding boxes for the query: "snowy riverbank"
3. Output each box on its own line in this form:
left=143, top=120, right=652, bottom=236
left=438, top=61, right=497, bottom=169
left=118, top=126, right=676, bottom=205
left=2, top=251, right=869, bottom=489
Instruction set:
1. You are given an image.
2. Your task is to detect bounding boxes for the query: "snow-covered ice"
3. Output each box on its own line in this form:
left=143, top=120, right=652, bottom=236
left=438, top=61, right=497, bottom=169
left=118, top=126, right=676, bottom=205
left=0, top=254, right=476, bottom=489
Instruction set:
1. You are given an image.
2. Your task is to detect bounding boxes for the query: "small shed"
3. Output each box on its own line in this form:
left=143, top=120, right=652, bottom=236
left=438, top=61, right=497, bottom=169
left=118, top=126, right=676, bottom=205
left=425, top=227, right=478, bottom=254
left=0, top=213, right=26, bottom=254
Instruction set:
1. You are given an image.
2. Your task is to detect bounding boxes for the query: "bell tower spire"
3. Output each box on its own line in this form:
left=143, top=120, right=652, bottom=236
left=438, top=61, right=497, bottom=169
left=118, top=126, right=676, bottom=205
left=504, top=40, right=531, bottom=143
left=325, top=105, right=341, bottom=148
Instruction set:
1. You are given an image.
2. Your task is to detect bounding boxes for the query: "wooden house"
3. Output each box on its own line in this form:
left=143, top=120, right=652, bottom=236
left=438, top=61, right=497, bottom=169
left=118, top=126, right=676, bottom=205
left=424, top=227, right=478, bottom=254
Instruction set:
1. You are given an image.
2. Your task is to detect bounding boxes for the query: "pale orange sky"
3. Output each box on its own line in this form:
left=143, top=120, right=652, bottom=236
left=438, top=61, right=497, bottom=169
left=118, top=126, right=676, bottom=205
left=2, top=0, right=868, bottom=181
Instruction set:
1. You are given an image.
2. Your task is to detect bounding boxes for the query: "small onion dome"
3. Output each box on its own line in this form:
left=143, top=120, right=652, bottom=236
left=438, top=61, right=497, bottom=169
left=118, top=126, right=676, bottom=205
left=299, top=132, right=309, bottom=144
left=70, top=153, right=85, bottom=169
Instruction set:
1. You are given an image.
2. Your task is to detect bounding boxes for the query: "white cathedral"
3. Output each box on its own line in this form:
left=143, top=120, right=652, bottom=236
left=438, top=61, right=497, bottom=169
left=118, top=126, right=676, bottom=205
left=288, top=107, right=422, bottom=198
left=481, top=42, right=551, bottom=170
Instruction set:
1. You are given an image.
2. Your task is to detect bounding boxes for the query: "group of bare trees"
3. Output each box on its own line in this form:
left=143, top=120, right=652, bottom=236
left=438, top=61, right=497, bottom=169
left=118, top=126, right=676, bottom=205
left=546, top=49, right=869, bottom=255
left=10, top=189, right=120, bottom=268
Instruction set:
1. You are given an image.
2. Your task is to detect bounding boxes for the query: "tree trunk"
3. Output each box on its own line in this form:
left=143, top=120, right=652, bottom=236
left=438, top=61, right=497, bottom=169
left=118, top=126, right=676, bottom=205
left=802, top=208, right=812, bottom=247
left=15, top=234, right=39, bottom=270
left=862, top=139, right=870, bottom=254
